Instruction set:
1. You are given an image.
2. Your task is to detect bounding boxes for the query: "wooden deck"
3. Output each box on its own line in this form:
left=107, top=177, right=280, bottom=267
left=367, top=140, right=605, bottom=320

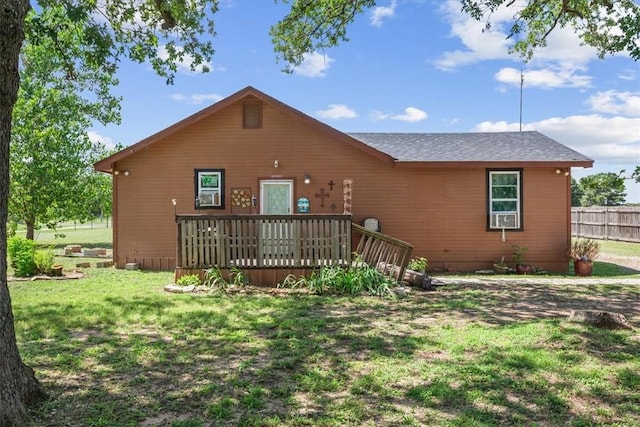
left=175, top=214, right=413, bottom=286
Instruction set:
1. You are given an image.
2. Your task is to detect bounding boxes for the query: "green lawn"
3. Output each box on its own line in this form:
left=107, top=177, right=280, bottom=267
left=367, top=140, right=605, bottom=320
left=6, top=228, right=640, bottom=424
left=596, top=239, right=640, bottom=258
left=9, top=267, right=640, bottom=426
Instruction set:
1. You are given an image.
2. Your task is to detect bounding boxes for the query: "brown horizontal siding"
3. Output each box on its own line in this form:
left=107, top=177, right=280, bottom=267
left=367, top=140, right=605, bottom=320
left=121, top=257, right=175, bottom=271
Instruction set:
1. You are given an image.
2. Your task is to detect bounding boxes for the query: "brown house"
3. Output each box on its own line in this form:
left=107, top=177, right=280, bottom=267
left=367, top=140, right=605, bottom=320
left=94, top=86, right=593, bottom=275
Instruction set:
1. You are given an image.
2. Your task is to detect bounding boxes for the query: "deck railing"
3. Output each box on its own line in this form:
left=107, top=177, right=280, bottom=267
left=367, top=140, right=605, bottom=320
left=176, top=214, right=352, bottom=269
left=351, top=223, right=414, bottom=282
left=176, top=215, right=414, bottom=284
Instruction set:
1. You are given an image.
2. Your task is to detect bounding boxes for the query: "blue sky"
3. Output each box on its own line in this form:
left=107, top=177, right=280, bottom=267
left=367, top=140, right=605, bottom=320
left=90, top=0, right=640, bottom=202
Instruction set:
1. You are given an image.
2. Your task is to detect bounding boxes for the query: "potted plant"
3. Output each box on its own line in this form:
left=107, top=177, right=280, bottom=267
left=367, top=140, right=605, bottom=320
left=570, top=238, right=600, bottom=276
left=493, top=256, right=510, bottom=274
left=512, top=244, right=532, bottom=274
left=407, top=257, right=433, bottom=290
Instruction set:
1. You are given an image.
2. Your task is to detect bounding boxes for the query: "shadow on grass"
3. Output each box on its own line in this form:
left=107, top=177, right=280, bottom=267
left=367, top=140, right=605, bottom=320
left=574, top=260, right=640, bottom=277
left=17, top=284, right=640, bottom=426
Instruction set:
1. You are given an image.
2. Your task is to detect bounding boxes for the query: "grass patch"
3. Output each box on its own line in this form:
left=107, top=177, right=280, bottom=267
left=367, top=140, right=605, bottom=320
left=596, top=239, right=640, bottom=258
left=10, top=271, right=640, bottom=426
left=569, top=260, right=639, bottom=277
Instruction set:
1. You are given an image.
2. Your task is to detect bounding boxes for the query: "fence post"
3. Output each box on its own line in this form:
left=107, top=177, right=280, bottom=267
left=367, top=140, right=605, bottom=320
left=604, top=206, right=608, bottom=241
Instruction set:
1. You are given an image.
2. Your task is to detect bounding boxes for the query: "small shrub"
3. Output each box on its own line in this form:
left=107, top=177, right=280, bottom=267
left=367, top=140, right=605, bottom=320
left=512, top=244, right=528, bottom=265
left=34, top=249, right=55, bottom=275
left=176, top=274, right=201, bottom=286
left=7, top=236, right=36, bottom=277
left=408, top=256, right=428, bottom=273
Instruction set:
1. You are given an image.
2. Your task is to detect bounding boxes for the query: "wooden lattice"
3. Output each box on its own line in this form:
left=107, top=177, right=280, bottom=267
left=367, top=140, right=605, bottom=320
left=343, top=179, right=353, bottom=214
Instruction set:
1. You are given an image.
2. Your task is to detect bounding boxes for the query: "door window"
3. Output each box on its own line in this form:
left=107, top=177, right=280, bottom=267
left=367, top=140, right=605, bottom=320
left=260, top=180, right=293, bottom=214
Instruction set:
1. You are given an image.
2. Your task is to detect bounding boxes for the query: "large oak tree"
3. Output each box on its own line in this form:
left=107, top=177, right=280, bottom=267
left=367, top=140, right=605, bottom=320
left=1, top=0, right=638, bottom=424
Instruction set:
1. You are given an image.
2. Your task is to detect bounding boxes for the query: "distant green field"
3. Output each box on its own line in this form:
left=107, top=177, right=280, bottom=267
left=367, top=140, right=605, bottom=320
left=15, top=224, right=112, bottom=249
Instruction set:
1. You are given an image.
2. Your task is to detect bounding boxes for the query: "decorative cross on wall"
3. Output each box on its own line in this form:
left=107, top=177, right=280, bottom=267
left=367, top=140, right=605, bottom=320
left=328, top=180, right=335, bottom=191
left=315, top=188, right=330, bottom=207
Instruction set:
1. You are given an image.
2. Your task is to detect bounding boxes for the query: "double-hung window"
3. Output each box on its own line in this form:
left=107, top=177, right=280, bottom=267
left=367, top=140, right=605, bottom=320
left=487, top=170, right=522, bottom=230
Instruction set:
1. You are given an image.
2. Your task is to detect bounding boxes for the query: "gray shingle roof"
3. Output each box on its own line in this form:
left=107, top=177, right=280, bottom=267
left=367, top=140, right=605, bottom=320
left=347, top=131, right=593, bottom=163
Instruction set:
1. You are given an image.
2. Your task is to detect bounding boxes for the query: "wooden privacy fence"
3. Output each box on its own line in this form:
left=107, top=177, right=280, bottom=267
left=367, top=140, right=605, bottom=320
left=175, top=214, right=414, bottom=284
left=571, top=207, right=640, bottom=243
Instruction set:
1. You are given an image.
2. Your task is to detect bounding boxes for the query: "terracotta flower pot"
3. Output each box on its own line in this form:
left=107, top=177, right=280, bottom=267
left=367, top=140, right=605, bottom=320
left=574, top=260, right=593, bottom=276
left=515, top=264, right=532, bottom=275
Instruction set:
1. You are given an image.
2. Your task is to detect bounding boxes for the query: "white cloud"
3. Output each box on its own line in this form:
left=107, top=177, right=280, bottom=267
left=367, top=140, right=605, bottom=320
left=392, top=107, right=428, bottom=122
left=370, top=1, right=397, bottom=27
left=495, top=66, right=591, bottom=89
left=473, top=115, right=640, bottom=163
left=171, top=93, right=223, bottom=105
left=472, top=114, right=640, bottom=201
left=371, top=110, right=390, bottom=121
left=372, top=107, right=428, bottom=122
left=293, top=51, right=334, bottom=78
left=588, top=91, right=640, bottom=117
left=316, top=104, right=358, bottom=120
left=158, top=45, right=213, bottom=73
left=436, top=0, right=597, bottom=71
left=618, top=69, right=637, bottom=81
left=435, top=0, right=514, bottom=70
left=88, top=131, right=116, bottom=150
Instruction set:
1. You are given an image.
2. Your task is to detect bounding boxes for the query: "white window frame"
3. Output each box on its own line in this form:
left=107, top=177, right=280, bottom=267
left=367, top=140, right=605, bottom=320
left=195, top=169, right=225, bottom=209
left=488, top=170, right=522, bottom=230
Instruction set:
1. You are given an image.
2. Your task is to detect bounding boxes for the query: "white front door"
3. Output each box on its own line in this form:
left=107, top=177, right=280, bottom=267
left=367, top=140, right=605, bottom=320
left=259, top=180, right=294, bottom=261
left=260, top=180, right=293, bottom=214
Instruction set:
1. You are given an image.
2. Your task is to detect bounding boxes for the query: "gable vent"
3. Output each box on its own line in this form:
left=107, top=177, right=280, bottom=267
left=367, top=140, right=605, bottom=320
left=243, top=103, right=262, bottom=129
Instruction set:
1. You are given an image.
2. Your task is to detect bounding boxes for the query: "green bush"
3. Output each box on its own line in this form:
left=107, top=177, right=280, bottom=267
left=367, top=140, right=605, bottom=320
left=7, top=220, right=18, bottom=238
left=7, top=236, right=36, bottom=277
left=34, top=249, right=55, bottom=275
left=176, top=274, right=201, bottom=286
left=408, top=256, right=428, bottom=273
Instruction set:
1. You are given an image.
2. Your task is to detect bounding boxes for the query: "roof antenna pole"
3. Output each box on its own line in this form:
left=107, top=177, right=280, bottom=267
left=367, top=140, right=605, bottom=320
left=519, top=64, right=524, bottom=132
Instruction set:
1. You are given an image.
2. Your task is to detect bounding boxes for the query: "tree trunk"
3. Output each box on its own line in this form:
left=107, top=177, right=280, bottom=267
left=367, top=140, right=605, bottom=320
left=0, top=1, right=48, bottom=425
left=25, top=220, right=34, bottom=241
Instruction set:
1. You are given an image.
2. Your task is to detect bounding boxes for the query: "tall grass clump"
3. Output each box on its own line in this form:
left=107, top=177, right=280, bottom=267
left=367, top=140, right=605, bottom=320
left=203, top=266, right=249, bottom=292
left=281, top=256, right=394, bottom=297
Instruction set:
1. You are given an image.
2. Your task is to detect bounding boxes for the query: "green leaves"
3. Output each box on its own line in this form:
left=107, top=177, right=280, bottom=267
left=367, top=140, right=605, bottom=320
left=461, top=0, right=640, bottom=61
left=576, top=172, right=627, bottom=206
left=270, top=0, right=639, bottom=69
left=270, top=0, right=375, bottom=72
